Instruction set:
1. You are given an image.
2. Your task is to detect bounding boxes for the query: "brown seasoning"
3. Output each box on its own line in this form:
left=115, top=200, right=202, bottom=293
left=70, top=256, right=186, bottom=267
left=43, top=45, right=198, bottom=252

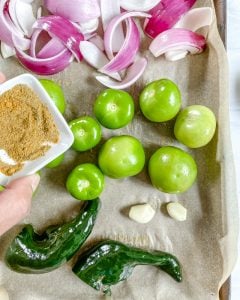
left=0, top=84, right=59, bottom=176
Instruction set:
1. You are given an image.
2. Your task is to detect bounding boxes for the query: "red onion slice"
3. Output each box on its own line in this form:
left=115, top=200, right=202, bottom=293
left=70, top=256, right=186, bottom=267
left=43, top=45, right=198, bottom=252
left=164, top=50, right=188, bottom=61
left=37, top=38, right=66, bottom=59
left=96, top=57, right=147, bottom=89
left=100, top=18, right=140, bottom=74
left=120, top=0, right=161, bottom=12
left=30, top=28, right=66, bottom=59
left=29, top=28, right=41, bottom=57
left=78, top=18, right=99, bottom=35
left=15, top=0, right=36, bottom=37
left=104, top=11, right=150, bottom=60
left=80, top=41, right=121, bottom=81
left=37, top=6, right=42, bottom=18
left=0, top=0, right=30, bottom=49
left=33, top=15, right=84, bottom=61
left=1, top=41, right=15, bottom=58
left=145, top=0, right=197, bottom=39
left=14, top=46, right=73, bottom=75
left=44, top=0, right=100, bottom=23
left=88, top=35, right=105, bottom=51
left=8, top=0, right=23, bottom=33
left=100, top=0, right=124, bottom=53
left=174, top=7, right=213, bottom=31
left=165, top=8, right=213, bottom=61
left=149, top=28, right=206, bottom=58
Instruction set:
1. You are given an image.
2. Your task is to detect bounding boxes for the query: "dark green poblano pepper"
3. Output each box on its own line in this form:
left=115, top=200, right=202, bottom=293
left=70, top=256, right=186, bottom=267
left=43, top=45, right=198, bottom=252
left=5, top=199, right=100, bottom=274
left=73, top=240, right=182, bottom=295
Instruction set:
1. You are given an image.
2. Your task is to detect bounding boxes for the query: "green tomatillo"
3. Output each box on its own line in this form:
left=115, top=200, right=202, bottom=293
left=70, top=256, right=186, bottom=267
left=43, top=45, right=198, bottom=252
left=140, top=79, right=181, bottom=122
left=148, top=146, right=197, bottom=194
left=94, top=89, right=135, bottom=129
left=174, top=105, right=216, bottom=148
left=39, top=79, right=66, bottom=114
left=98, top=135, right=145, bottom=179
left=66, top=163, right=104, bottom=201
left=69, top=116, right=102, bottom=152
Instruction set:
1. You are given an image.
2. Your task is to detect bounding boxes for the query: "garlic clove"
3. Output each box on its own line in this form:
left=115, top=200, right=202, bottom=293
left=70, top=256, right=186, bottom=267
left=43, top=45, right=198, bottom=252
left=166, top=202, right=187, bottom=222
left=129, top=203, right=155, bottom=224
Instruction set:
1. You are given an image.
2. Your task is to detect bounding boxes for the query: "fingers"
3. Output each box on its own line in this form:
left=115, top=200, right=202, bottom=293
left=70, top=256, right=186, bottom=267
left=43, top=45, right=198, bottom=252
left=0, top=174, right=40, bottom=236
left=0, top=72, right=6, bottom=83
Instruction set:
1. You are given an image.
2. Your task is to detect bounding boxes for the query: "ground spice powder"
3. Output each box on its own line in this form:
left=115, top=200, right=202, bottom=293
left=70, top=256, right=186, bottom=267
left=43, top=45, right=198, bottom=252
left=0, top=84, right=60, bottom=176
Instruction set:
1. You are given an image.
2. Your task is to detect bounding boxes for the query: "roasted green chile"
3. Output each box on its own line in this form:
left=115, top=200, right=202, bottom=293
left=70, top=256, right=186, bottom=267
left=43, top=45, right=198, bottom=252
left=73, top=240, right=182, bottom=294
left=5, top=199, right=100, bottom=274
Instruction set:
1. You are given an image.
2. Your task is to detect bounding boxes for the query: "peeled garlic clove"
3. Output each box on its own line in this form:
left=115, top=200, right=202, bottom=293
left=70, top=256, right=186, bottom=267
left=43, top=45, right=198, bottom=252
left=129, top=204, right=155, bottom=224
left=0, top=286, right=9, bottom=300
left=166, top=202, right=187, bottom=222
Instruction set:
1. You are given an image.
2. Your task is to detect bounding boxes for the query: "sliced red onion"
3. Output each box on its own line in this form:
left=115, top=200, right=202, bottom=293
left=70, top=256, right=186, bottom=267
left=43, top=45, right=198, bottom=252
left=30, top=28, right=66, bottom=59
left=14, top=45, right=73, bottom=75
left=145, top=0, right=197, bottom=39
left=100, top=0, right=124, bottom=53
left=0, top=0, right=30, bottom=49
left=165, top=8, right=213, bottom=61
left=1, top=41, right=15, bottom=58
left=78, top=18, right=99, bottom=35
left=120, top=0, right=161, bottom=12
left=29, top=28, right=41, bottom=57
left=33, top=15, right=84, bottom=61
left=37, top=38, right=66, bottom=59
left=104, top=11, right=150, bottom=60
left=88, top=34, right=104, bottom=51
left=15, top=0, right=36, bottom=37
left=8, top=0, right=23, bottom=33
left=80, top=41, right=121, bottom=81
left=175, top=7, right=213, bottom=31
left=100, top=18, right=140, bottom=74
left=164, top=50, right=188, bottom=61
left=44, top=0, right=100, bottom=23
left=149, top=28, right=206, bottom=58
left=96, top=57, right=147, bottom=89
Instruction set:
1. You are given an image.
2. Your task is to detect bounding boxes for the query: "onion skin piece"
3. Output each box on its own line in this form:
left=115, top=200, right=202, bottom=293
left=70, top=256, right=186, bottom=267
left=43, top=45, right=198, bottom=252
left=145, top=0, right=197, bottom=39
left=149, top=29, right=206, bottom=58
left=33, top=15, right=84, bottom=61
left=44, top=0, right=100, bottom=23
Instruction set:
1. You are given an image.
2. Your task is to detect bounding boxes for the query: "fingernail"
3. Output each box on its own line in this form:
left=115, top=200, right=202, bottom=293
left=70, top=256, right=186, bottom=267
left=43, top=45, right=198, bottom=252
left=29, top=174, right=41, bottom=192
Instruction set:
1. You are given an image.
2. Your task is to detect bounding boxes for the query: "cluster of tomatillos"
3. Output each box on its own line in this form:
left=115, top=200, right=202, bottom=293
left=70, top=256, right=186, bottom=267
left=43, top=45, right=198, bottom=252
left=41, top=78, right=216, bottom=201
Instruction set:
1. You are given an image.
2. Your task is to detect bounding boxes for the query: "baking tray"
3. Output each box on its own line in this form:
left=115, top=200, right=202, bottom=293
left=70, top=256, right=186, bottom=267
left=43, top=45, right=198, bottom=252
left=0, top=0, right=235, bottom=300
left=213, top=1, right=230, bottom=299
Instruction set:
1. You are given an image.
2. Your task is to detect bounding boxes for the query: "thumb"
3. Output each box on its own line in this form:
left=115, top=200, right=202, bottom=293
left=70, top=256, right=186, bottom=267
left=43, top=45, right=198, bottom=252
left=0, top=72, right=6, bottom=83
left=0, top=174, right=40, bottom=236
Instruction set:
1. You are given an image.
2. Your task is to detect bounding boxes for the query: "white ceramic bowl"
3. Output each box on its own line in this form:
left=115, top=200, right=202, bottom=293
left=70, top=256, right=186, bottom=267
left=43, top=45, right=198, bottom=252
left=0, top=73, right=74, bottom=185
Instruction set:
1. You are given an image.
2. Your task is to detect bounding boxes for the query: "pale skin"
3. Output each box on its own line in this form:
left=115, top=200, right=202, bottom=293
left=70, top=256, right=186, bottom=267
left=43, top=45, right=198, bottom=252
left=0, top=72, right=40, bottom=236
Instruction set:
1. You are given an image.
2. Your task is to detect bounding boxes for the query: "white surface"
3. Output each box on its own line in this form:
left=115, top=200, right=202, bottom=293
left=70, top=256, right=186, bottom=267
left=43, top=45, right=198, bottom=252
left=0, top=74, right=74, bottom=185
left=227, top=0, right=240, bottom=298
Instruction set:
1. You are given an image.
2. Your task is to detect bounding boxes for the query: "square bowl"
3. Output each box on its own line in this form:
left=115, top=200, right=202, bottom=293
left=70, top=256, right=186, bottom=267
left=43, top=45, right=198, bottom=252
left=0, top=73, right=74, bottom=185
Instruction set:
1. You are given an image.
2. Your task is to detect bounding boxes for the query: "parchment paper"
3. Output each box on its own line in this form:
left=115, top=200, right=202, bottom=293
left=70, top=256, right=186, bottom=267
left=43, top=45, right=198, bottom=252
left=0, top=1, right=238, bottom=299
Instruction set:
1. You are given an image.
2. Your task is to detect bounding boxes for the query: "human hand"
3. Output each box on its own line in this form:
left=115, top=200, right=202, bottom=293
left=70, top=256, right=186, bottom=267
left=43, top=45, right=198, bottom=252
left=0, top=73, right=40, bottom=236
left=0, top=174, right=40, bottom=236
